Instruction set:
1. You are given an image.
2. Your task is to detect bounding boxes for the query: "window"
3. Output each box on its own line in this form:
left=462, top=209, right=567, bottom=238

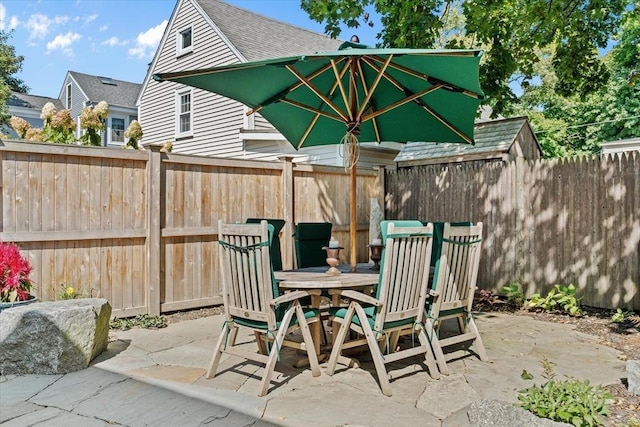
left=66, top=84, right=72, bottom=109
left=175, top=90, right=193, bottom=137
left=176, top=25, right=193, bottom=56
left=111, top=118, right=125, bottom=143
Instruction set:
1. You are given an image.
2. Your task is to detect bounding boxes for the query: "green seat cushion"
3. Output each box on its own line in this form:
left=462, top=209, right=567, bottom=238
left=329, top=306, right=415, bottom=330
left=233, top=307, right=321, bottom=330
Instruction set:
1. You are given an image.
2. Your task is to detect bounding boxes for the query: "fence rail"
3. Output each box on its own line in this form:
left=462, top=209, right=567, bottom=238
left=385, top=154, right=640, bottom=309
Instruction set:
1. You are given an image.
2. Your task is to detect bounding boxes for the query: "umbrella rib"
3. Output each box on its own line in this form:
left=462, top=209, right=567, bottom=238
left=285, top=65, right=349, bottom=122
left=367, top=55, right=483, bottom=99
left=331, top=59, right=351, bottom=120
left=279, top=99, right=343, bottom=122
left=355, top=60, right=381, bottom=142
left=363, top=86, right=441, bottom=121
left=416, top=103, right=474, bottom=143
left=356, top=55, right=392, bottom=122
left=247, top=60, right=345, bottom=116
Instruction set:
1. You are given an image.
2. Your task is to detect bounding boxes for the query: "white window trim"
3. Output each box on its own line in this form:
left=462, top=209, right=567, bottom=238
left=175, top=89, right=193, bottom=138
left=66, top=83, right=72, bottom=109
left=176, top=25, right=193, bottom=57
left=110, top=116, right=126, bottom=145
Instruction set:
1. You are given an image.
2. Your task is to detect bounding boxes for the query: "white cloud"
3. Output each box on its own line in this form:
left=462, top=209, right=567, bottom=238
left=102, top=36, right=126, bottom=47
left=99, top=25, right=108, bottom=32
left=128, top=19, right=167, bottom=59
left=25, top=13, right=69, bottom=39
left=85, top=14, right=98, bottom=23
left=46, top=31, right=81, bottom=56
left=0, top=4, right=18, bottom=30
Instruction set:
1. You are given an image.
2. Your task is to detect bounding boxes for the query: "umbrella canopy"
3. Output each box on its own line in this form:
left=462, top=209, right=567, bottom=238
left=154, top=41, right=484, bottom=270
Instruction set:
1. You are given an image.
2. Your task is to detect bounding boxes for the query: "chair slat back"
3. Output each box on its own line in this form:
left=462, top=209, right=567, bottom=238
left=432, top=223, right=483, bottom=313
left=218, top=220, right=275, bottom=326
left=376, top=223, right=433, bottom=328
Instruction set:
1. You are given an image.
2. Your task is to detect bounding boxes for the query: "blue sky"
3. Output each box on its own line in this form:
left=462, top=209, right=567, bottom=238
left=0, top=0, right=379, bottom=98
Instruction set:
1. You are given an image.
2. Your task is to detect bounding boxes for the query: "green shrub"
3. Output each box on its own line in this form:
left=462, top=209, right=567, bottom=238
left=611, top=308, right=632, bottom=323
left=527, top=284, right=582, bottom=316
left=518, top=378, right=613, bottom=426
left=500, top=282, right=526, bottom=308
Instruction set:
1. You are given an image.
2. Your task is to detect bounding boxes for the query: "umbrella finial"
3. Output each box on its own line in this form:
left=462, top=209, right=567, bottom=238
left=350, top=35, right=360, bottom=43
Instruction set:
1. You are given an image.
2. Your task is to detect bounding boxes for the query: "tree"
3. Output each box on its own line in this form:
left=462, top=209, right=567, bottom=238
left=300, top=0, right=629, bottom=116
left=512, top=4, right=640, bottom=156
left=0, top=30, right=29, bottom=123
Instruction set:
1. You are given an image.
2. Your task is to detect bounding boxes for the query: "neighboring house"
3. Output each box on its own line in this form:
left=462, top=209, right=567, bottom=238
left=394, top=116, right=542, bottom=168
left=2, top=92, right=64, bottom=138
left=137, top=0, right=402, bottom=168
left=61, top=71, right=141, bottom=147
left=600, top=137, right=640, bottom=156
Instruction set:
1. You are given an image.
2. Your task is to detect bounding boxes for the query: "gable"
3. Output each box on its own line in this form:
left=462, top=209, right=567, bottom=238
left=67, top=71, right=141, bottom=108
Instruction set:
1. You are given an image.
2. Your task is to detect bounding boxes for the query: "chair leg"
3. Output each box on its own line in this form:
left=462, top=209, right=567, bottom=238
left=294, top=302, right=321, bottom=377
left=326, top=304, right=356, bottom=376
left=416, top=327, right=441, bottom=380
left=255, top=331, right=267, bottom=355
left=425, top=318, right=449, bottom=375
left=468, top=315, right=488, bottom=361
left=259, top=306, right=296, bottom=397
left=206, top=323, right=231, bottom=379
left=354, top=303, right=391, bottom=396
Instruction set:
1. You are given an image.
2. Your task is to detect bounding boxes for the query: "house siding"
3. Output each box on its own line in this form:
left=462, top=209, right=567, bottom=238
left=139, top=0, right=247, bottom=156
left=61, top=75, right=88, bottom=138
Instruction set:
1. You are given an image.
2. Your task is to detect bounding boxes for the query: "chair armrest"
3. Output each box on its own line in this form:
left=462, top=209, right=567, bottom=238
left=329, top=289, right=382, bottom=306
left=271, top=289, right=320, bottom=305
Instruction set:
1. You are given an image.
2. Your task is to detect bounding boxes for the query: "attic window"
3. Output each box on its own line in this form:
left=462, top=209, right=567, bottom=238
left=99, top=76, right=117, bottom=86
left=176, top=25, right=193, bottom=57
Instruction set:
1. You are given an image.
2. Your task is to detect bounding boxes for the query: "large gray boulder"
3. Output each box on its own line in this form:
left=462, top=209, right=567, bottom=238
left=468, top=400, right=573, bottom=427
left=0, top=298, right=111, bottom=375
left=628, top=360, right=640, bottom=395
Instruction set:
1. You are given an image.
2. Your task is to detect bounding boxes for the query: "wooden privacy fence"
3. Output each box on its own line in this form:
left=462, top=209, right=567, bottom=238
left=385, top=154, right=640, bottom=309
left=0, top=140, right=380, bottom=317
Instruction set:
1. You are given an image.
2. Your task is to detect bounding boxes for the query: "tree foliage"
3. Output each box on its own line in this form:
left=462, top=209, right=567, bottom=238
left=300, top=0, right=629, bottom=117
left=512, top=4, right=640, bottom=156
left=0, top=30, right=28, bottom=123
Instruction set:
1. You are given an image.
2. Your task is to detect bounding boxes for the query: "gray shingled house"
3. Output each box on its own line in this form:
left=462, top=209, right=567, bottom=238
left=2, top=92, right=64, bottom=138
left=394, top=116, right=542, bottom=168
left=137, top=0, right=403, bottom=167
left=61, top=71, right=141, bottom=147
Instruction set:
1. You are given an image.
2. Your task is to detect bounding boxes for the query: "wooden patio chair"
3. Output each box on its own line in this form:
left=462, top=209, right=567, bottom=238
left=325, top=223, right=440, bottom=396
left=206, top=220, right=321, bottom=396
left=425, top=222, right=487, bottom=375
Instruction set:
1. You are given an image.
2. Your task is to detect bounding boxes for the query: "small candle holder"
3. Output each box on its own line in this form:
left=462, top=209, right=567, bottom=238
left=322, top=246, right=343, bottom=275
left=367, top=243, right=384, bottom=271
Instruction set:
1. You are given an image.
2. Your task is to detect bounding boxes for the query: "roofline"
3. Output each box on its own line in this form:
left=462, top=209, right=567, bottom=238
left=137, top=0, right=181, bottom=106
left=397, top=150, right=509, bottom=167
left=58, top=71, right=89, bottom=103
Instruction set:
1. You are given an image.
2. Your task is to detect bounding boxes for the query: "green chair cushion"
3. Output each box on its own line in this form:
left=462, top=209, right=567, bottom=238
left=293, top=222, right=332, bottom=268
left=246, top=218, right=285, bottom=271
left=329, top=306, right=415, bottom=330
left=233, top=307, right=321, bottom=330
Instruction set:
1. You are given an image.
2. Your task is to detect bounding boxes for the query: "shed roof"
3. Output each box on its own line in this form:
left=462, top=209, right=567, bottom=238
left=394, top=117, right=533, bottom=165
left=68, top=71, right=141, bottom=108
left=196, top=0, right=342, bottom=61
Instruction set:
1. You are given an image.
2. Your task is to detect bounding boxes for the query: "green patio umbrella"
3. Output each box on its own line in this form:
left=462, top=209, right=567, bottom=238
left=153, top=41, right=484, bottom=271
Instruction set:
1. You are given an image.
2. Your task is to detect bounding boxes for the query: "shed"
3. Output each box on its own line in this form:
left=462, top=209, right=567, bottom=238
left=600, top=137, right=640, bottom=156
left=394, top=116, right=542, bottom=168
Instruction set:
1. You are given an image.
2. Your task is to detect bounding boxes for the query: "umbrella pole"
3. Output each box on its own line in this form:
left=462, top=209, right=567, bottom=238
left=350, top=164, right=357, bottom=272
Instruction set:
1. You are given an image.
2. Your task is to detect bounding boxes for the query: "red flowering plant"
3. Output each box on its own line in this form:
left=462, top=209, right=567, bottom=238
left=0, top=242, right=35, bottom=302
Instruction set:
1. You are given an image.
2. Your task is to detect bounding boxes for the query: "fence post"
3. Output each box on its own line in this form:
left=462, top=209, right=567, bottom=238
left=376, top=165, right=386, bottom=219
left=146, top=149, right=162, bottom=316
left=514, top=157, right=525, bottom=284
left=279, top=156, right=295, bottom=270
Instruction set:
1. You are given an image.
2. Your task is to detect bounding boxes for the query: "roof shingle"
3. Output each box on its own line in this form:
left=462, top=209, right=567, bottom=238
left=68, top=71, right=141, bottom=108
